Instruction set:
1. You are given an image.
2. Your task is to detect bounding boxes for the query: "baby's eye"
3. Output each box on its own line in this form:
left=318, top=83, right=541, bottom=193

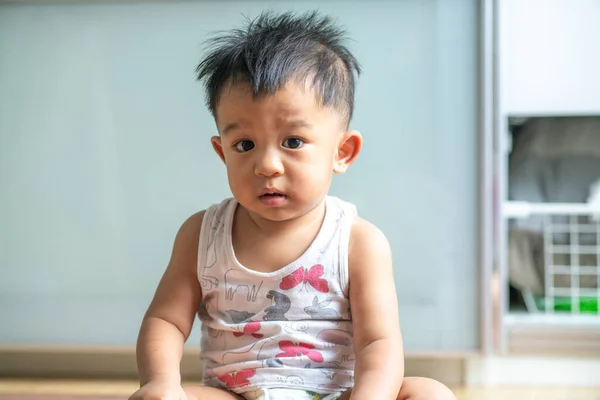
left=234, top=140, right=255, bottom=152
left=282, top=138, right=304, bottom=149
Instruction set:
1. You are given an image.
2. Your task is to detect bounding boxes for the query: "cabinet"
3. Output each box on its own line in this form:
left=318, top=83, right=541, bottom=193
left=496, top=0, right=600, bottom=356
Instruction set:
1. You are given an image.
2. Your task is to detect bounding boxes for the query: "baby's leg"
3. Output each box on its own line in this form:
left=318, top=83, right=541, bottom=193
left=395, top=377, right=456, bottom=400
left=184, top=385, right=245, bottom=400
left=339, top=377, right=456, bottom=400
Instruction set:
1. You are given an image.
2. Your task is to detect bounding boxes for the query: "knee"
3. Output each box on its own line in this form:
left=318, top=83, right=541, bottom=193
left=400, top=377, right=457, bottom=400
left=421, top=378, right=456, bottom=400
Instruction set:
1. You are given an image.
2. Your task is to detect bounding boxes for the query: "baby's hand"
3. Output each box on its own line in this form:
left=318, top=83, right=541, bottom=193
left=129, top=380, right=189, bottom=400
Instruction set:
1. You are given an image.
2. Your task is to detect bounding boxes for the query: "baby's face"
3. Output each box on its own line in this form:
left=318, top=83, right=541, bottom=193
left=212, top=80, right=346, bottom=222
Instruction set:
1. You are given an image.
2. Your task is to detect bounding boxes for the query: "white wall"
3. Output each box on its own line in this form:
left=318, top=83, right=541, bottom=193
left=0, top=0, right=480, bottom=352
left=499, top=0, right=600, bottom=115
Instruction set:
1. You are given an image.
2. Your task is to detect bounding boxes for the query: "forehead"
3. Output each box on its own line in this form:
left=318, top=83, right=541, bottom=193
left=214, top=80, right=334, bottom=127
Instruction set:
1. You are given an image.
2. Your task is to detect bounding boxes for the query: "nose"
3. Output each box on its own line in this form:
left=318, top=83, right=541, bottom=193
left=254, top=147, right=284, bottom=177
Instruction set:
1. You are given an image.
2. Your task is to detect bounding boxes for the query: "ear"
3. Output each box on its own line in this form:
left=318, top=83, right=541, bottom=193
left=211, top=135, right=226, bottom=164
left=333, top=129, right=362, bottom=174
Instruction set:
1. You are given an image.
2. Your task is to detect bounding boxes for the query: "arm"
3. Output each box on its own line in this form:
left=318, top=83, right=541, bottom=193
left=348, top=218, right=404, bottom=400
left=136, top=211, right=205, bottom=386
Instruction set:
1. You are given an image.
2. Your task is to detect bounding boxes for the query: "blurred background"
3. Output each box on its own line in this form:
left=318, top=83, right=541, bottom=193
left=0, top=0, right=599, bottom=398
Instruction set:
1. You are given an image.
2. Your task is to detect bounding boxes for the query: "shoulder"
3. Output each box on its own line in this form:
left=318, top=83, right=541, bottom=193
left=347, top=217, right=392, bottom=279
left=328, top=196, right=392, bottom=269
left=170, top=210, right=206, bottom=262
left=177, top=210, right=206, bottom=239
left=349, top=217, right=391, bottom=259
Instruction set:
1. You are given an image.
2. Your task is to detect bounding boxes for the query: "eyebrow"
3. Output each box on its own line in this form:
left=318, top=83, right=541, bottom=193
left=285, top=119, right=313, bottom=129
left=221, top=122, right=240, bottom=135
left=221, top=119, right=313, bottom=135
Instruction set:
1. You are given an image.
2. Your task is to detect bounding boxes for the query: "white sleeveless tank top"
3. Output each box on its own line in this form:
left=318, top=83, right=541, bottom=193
left=196, top=196, right=357, bottom=394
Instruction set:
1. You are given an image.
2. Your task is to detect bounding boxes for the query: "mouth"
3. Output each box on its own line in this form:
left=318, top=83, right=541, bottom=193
left=259, top=189, right=286, bottom=198
left=259, top=189, right=287, bottom=206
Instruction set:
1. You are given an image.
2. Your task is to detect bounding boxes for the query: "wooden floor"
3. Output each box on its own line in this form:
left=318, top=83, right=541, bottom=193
left=0, top=380, right=599, bottom=400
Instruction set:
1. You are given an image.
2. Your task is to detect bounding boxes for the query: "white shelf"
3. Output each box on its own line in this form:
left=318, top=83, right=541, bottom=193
left=504, top=201, right=600, bottom=218
left=505, top=312, right=600, bottom=327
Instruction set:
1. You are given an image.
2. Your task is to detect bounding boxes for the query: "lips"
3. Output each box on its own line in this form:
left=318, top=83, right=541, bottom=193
left=259, top=188, right=285, bottom=197
left=259, top=189, right=287, bottom=207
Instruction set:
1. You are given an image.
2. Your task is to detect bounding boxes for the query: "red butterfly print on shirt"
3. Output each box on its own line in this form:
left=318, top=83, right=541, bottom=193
left=217, top=369, right=256, bottom=388
left=280, top=265, right=329, bottom=293
left=233, top=321, right=263, bottom=338
left=276, top=340, right=324, bottom=363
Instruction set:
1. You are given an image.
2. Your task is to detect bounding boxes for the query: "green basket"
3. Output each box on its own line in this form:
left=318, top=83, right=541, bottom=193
left=534, top=296, right=599, bottom=313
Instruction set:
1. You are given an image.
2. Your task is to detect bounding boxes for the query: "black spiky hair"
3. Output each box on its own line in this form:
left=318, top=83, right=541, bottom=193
left=196, top=10, right=361, bottom=127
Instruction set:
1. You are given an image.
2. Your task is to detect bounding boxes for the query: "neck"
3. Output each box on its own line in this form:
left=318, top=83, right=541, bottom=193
left=239, top=199, right=327, bottom=236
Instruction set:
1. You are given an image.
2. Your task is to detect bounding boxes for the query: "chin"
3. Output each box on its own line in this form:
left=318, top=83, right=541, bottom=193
left=252, top=205, right=299, bottom=222
left=241, top=200, right=305, bottom=222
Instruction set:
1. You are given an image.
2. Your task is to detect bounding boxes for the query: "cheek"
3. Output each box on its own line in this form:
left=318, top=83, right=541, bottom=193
left=224, top=160, right=248, bottom=185
left=294, top=157, right=333, bottom=184
left=304, top=148, right=334, bottom=170
left=223, top=153, right=248, bottom=171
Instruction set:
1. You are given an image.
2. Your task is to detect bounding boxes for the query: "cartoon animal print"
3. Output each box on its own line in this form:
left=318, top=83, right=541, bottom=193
left=280, top=265, right=329, bottom=293
left=265, top=358, right=284, bottom=368
left=285, top=375, right=304, bottom=385
left=202, top=325, right=227, bottom=351
left=323, top=360, right=340, bottom=368
left=197, top=298, right=212, bottom=323
left=321, top=369, right=337, bottom=380
left=222, top=341, right=260, bottom=365
left=319, top=383, right=345, bottom=391
left=210, top=213, right=221, bottom=230
left=276, top=340, right=324, bottom=363
left=205, top=325, right=223, bottom=339
left=324, top=354, right=356, bottom=369
left=218, top=369, right=255, bottom=388
left=273, top=375, right=305, bottom=385
left=200, top=275, right=219, bottom=291
left=256, top=337, right=277, bottom=361
left=197, top=292, right=226, bottom=323
left=204, top=229, right=218, bottom=269
left=316, top=329, right=353, bottom=348
left=202, top=365, right=216, bottom=380
left=341, top=354, right=355, bottom=363
left=263, top=290, right=291, bottom=321
left=224, top=269, right=263, bottom=302
left=226, top=310, right=255, bottom=324
left=233, top=321, right=263, bottom=339
left=222, top=339, right=272, bottom=365
left=334, top=211, right=344, bottom=227
left=304, top=296, right=340, bottom=319
left=328, top=250, right=339, bottom=277
left=283, top=321, right=309, bottom=334
left=200, top=214, right=220, bottom=277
